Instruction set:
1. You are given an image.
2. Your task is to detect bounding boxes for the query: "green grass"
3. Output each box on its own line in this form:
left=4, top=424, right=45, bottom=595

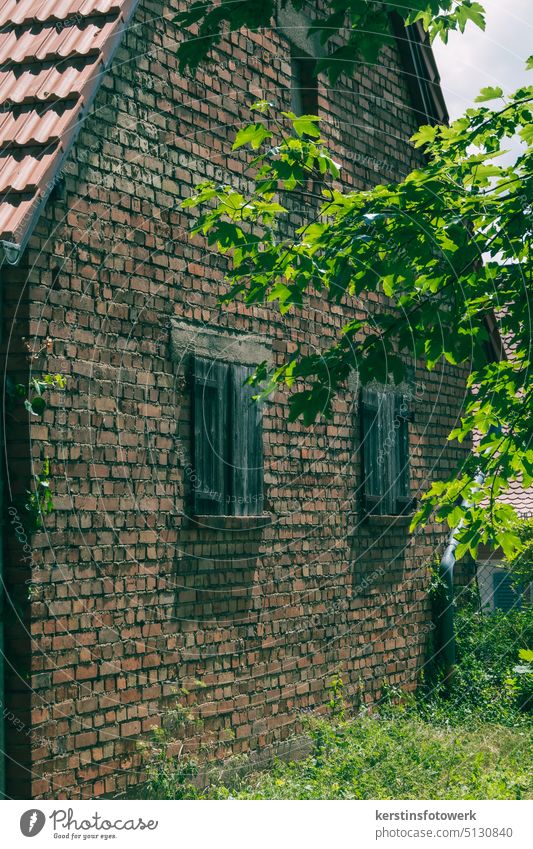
left=204, top=715, right=532, bottom=800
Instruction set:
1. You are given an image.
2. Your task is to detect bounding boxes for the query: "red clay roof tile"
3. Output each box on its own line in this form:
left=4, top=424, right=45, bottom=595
left=0, top=147, right=56, bottom=192
left=0, top=0, right=121, bottom=28
left=500, top=481, right=533, bottom=518
left=0, top=194, right=34, bottom=240
left=0, top=60, right=97, bottom=104
left=0, top=102, right=81, bottom=147
left=0, top=19, right=120, bottom=66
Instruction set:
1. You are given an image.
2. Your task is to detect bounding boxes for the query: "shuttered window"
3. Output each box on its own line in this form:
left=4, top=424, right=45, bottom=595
left=192, top=357, right=263, bottom=516
left=361, top=385, right=412, bottom=516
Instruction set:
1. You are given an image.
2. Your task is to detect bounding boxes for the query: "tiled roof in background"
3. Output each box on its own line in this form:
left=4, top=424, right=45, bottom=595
left=491, top=319, right=533, bottom=519
left=0, top=0, right=139, bottom=263
left=499, top=480, right=533, bottom=519
left=476, top=317, right=533, bottom=520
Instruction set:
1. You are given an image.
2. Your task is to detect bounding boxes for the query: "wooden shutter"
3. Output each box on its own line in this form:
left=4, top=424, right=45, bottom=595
left=230, top=364, right=263, bottom=516
left=493, top=571, right=521, bottom=612
left=192, top=357, right=229, bottom=515
left=362, top=386, right=412, bottom=516
left=393, top=392, right=412, bottom=515
left=361, top=386, right=384, bottom=515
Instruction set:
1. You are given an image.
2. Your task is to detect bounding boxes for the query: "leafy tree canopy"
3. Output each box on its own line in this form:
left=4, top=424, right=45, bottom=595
left=176, top=0, right=532, bottom=561
left=175, top=1, right=487, bottom=82
left=184, top=66, right=533, bottom=559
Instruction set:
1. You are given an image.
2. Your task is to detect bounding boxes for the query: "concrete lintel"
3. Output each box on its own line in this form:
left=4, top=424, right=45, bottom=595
left=275, top=2, right=326, bottom=59
left=170, top=320, right=273, bottom=367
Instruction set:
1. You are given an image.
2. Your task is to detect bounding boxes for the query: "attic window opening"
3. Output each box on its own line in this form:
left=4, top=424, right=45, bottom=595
left=290, top=51, right=318, bottom=116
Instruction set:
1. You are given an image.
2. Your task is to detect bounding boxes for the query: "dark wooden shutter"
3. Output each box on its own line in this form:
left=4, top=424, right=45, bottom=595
left=493, top=571, right=521, bottom=612
left=230, top=364, right=263, bottom=516
left=361, top=386, right=384, bottom=515
left=391, top=15, right=448, bottom=126
left=362, top=386, right=412, bottom=516
left=192, top=357, right=229, bottom=515
left=381, top=390, right=397, bottom=514
left=393, top=392, right=412, bottom=515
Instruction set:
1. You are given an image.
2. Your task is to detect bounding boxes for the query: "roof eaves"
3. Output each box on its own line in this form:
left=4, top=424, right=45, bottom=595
left=391, top=14, right=449, bottom=127
left=0, top=0, right=140, bottom=266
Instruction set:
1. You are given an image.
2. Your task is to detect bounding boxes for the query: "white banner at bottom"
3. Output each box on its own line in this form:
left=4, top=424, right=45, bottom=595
left=2, top=799, right=532, bottom=849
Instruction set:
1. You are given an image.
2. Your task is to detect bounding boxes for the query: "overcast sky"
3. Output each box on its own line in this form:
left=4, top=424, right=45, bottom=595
left=433, top=0, right=532, bottom=119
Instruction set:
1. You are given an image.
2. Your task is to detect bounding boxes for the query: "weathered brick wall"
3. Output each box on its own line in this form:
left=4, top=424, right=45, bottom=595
left=2, top=0, right=470, bottom=798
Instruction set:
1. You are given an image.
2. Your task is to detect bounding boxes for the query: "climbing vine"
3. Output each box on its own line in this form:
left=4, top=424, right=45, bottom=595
left=5, top=373, right=66, bottom=531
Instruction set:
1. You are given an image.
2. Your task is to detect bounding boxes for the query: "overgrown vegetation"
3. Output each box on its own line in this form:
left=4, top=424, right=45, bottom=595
left=139, top=604, right=533, bottom=800
left=418, top=601, right=533, bottom=725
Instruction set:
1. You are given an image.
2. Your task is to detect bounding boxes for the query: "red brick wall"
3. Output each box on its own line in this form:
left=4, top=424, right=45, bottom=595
left=2, top=1, right=470, bottom=798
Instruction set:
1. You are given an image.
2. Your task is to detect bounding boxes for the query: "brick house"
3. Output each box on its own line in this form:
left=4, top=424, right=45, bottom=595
left=0, top=0, right=470, bottom=800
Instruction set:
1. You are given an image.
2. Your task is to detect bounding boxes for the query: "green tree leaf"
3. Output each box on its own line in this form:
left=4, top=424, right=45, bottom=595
left=232, top=123, right=272, bottom=151
left=475, top=86, right=504, bottom=102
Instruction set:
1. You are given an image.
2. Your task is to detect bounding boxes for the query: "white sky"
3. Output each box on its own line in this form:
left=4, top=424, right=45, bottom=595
left=433, top=0, right=532, bottom=119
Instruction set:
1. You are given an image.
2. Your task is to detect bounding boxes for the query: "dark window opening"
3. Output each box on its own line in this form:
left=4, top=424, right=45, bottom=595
left=192, top=356, right=264, bottom=517
left=290, top=52, right=319, bottom=116
left=361, top=384, right=413, bottom=516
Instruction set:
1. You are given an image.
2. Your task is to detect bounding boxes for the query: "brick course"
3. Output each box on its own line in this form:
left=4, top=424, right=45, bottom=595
left=1, top=1, right=470, bottom=798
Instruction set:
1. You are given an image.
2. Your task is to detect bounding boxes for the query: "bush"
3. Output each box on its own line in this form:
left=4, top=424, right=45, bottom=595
left=508, top=649, right=533, bottom=713
left=505, top=518, right=533, bottom=588
left=417, top=605, right=533, bottom=725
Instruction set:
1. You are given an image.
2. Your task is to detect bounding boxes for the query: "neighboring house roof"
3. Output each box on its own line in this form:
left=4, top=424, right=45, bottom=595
left=500, top=481, right=533, bottom=519
left=494, top=318, right=533, bottom=517
left=0, top=0, right=140, bottom=264
left=479, top=314, right=533, bottom=521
